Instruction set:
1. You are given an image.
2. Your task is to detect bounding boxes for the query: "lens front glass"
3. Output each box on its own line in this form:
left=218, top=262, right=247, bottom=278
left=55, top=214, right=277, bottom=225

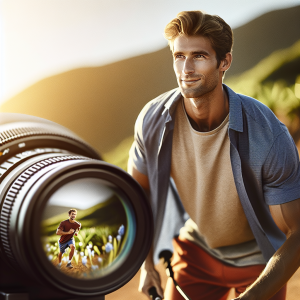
left=40, top=177, right=135, bottom=279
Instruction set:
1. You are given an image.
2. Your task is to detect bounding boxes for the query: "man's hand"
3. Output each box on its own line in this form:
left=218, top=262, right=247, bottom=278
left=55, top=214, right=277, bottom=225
left=68, top=229, right=75, bottom=234
left=139, top=262, right=164, bottom=299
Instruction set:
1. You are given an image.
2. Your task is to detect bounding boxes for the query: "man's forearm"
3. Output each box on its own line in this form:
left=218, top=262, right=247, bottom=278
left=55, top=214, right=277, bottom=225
left=143, top=245, right=155, bottom=270
left=238, top=232, right=300, bottom=300
left=56, top=229, right=72, bottom=236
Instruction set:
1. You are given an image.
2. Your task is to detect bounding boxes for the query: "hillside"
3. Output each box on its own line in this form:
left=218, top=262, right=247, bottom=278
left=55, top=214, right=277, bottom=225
left=0, top=47, right=176, bottom=153
left=225, top=40, right=300, bottom=94
left=42, top=196, right=127, bottom=235
left=227, top=5, right=300, bottom=76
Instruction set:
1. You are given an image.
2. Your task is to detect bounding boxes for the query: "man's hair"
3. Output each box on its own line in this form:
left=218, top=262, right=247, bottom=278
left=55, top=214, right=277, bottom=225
left=68, top=209, right=77, bottom=215
left=164, top=11, right=233, bottom=67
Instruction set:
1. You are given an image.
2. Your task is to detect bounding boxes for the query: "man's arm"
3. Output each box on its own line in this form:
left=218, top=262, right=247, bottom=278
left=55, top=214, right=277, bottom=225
left=56, top=228, right=75, bottom=236
left=75, top=225, right=81, bottom=236
left=128, top=165, right=164, bottom=299
left=235, top=199, right=300, bottom=300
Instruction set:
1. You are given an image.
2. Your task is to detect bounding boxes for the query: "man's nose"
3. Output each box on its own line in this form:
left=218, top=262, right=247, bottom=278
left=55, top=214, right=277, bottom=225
left=183, top=57, right=194, bottom=74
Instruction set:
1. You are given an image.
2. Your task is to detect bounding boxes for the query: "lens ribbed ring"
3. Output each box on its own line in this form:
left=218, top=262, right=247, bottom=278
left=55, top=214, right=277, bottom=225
left=0, top=148, right=68, bottom=178
left=0, top=155, right=90, bottom=264
left=0, top=125, right=98, bottom=160
left=0, top=126, right=80, bottom=147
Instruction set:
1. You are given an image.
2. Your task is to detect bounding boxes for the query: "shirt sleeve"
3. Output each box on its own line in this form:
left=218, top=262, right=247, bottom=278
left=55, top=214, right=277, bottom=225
left=128, top=104, right=149, bottom=175
left=263, top=128, right=300, bottom=205
left=58, top=222, right=64, bottom=231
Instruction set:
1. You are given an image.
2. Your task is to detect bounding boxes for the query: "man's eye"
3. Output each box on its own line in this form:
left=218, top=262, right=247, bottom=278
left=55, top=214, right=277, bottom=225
left=175, top=55, right=184, bottom=59
left=195, top=55, right=205, bottom=58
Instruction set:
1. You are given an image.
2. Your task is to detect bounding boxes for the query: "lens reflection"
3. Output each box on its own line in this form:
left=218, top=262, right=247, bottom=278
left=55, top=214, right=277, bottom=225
left=41, top=178, right=132, bottom=279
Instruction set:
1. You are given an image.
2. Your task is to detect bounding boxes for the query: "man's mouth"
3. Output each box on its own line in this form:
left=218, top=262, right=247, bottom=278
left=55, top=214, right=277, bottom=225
left=181, top=78, right=201, bottom=84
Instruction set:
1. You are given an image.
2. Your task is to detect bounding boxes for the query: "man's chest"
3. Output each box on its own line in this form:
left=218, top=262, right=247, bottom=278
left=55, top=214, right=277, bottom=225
left=63, top=222, right=79, bottom=231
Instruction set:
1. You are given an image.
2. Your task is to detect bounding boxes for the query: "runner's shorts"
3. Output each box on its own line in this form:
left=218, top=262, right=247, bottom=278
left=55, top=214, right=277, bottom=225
left=58, top=239, right=75, bottom=254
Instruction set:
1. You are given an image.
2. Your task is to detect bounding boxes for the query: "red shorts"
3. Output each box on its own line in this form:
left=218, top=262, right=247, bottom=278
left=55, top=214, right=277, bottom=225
left=164, top=237, right=286, bottom=300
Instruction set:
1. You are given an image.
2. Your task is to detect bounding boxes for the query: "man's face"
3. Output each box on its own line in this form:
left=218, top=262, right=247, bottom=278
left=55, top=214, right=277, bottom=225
left=69, top=211, right=77, bottom=220
left=173, top=34, right=223, bottom=99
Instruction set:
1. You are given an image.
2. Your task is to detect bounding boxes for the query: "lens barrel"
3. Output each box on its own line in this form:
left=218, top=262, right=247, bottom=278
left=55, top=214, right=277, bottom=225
left=0, top=113, right=153, bottom=298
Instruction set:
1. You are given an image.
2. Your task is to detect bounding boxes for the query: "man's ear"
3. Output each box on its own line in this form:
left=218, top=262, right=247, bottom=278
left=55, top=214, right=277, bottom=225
left=220, top=52, right=232, bottom=72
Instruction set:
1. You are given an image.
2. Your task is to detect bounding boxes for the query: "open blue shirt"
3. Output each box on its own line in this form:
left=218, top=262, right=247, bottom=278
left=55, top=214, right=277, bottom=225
left=129, top=84, right=300, bottom=263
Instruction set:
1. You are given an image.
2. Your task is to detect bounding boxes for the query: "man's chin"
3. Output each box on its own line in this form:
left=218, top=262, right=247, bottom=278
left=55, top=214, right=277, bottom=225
left=179, top=84, right=200, bottom=97
left=181, top=89, right=201, bottom=99
left=180, top=85, right=214, bottom=99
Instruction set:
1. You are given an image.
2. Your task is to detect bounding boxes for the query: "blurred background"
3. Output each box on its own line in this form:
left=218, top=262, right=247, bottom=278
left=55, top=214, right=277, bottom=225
left=0, top=0, right=300, bottom=299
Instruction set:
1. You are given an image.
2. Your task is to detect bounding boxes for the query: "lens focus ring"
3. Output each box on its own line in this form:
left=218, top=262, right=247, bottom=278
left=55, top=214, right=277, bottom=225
left=0, top=126, right=86, bottom=149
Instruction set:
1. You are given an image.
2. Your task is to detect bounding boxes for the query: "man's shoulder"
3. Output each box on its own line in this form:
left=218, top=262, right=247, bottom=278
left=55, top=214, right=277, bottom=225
left=136, top=88, right=181, bottom=128
left=74, top=221, right=81, bottom=227
left=238, top=93, right=269, bottom=111
left=58, top=219, right=69, bottom=226
left=236, top=92, right=284, bottom=134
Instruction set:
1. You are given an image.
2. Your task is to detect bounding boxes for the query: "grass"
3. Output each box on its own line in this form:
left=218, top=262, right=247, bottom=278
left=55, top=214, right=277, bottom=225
left=43, top=225, right=126, bottom=279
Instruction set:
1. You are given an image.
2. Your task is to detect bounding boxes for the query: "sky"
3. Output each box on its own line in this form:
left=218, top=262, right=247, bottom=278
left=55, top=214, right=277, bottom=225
left=0, top=0, right=299, bottom=104
left=48, top=178, right=113, bottom=210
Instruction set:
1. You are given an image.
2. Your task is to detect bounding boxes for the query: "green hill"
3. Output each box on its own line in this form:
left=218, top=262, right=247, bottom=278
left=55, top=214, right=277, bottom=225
left=225, top=40, right=300, bottom=95
left=226, top=40, right=300, bottom=145
left=42, top=195, right=127, bottom=235
left=227, top=5, right=300, bottom=77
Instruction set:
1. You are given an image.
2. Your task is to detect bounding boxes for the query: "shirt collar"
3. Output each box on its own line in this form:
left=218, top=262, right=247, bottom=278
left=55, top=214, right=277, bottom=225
left=162, top=88, right=182, bottom=119
left=224, top=84, right=243, bottom=132
left=163, top=84, right=244, bottom=133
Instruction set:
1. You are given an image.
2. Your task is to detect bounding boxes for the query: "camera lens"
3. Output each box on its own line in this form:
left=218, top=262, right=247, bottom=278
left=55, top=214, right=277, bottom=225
left=0, top=113, right=153, bottom=298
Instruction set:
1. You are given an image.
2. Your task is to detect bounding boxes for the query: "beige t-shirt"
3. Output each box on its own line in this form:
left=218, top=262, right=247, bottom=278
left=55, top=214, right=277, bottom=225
left=171, top=99, right=265, bottom=265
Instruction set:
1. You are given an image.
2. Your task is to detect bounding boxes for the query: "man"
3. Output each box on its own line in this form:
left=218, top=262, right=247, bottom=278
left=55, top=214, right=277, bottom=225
left=128, top=10, right=300, bottom=300
left=56, top=209, right=81, bottom=269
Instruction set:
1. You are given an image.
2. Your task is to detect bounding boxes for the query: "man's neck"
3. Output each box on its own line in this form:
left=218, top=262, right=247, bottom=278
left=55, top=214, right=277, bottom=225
left=183, top=85, right=229, bottom=132
left=69, top=218, right=75, bottom=223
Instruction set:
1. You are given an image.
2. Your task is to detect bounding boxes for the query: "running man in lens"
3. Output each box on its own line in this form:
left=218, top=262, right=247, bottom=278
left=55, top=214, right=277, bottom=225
left=56, top=209, right=81, bottom=269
